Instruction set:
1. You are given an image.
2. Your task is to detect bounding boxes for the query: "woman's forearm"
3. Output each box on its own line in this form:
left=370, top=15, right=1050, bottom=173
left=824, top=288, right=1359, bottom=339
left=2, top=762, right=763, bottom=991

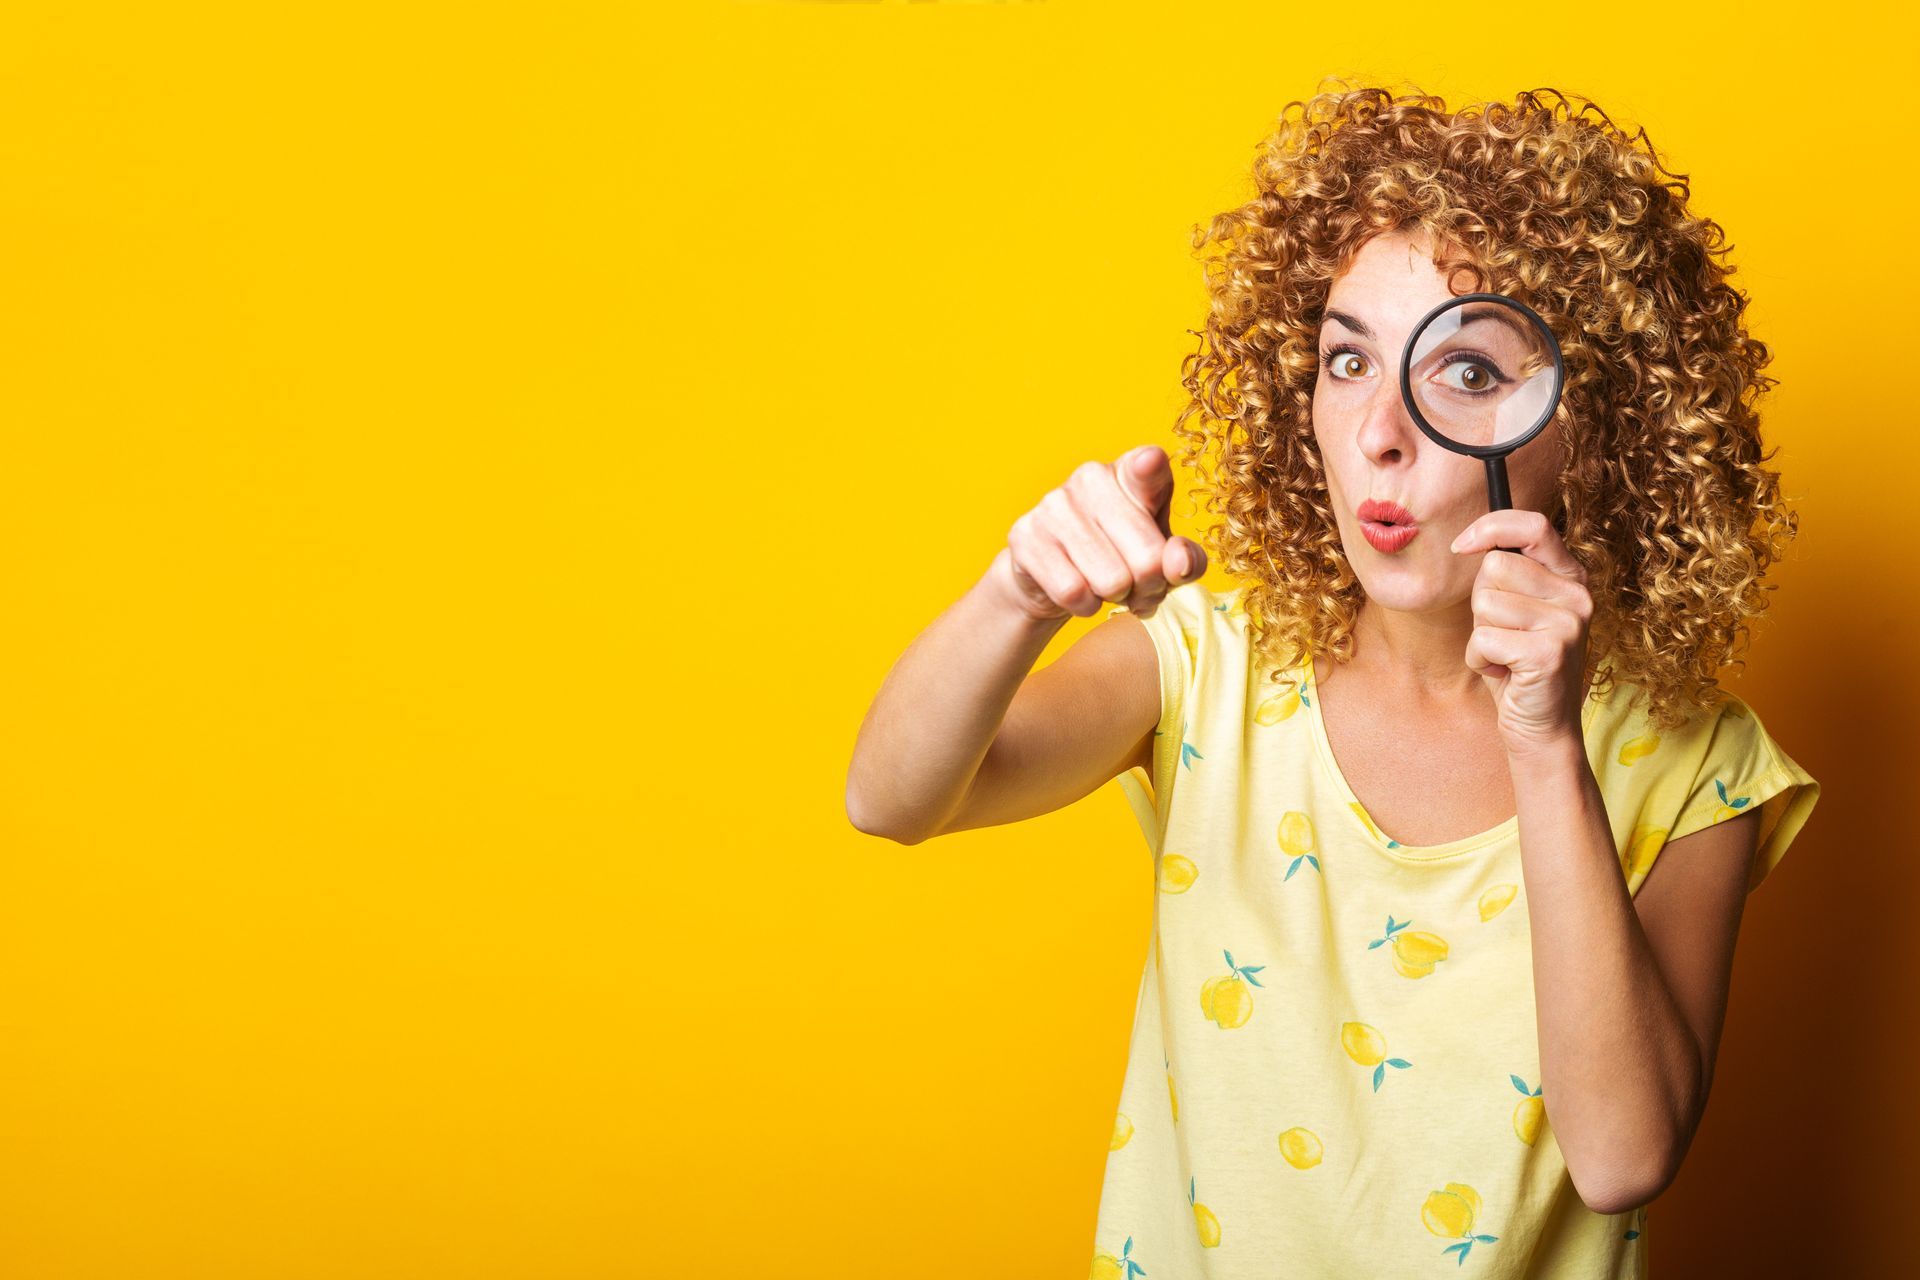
left=1511, top=732, right=1702, bottom=1214
left=845, top=558, right=1067, bottom=843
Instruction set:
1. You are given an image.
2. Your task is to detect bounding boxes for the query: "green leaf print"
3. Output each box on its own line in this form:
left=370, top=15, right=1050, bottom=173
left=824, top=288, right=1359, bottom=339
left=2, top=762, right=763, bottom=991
left=1368, top=916, right=1412, bottom=948
left=1442, top=1236, right=1500, bottom=1265
left=1713, top=778, right=1751, bottom=809
left=1371, top=1057, right=1412, bottom=1092
left=1177, top=718, right=1202, bottom=771
left=1221, top=949, right=1266, bottom=987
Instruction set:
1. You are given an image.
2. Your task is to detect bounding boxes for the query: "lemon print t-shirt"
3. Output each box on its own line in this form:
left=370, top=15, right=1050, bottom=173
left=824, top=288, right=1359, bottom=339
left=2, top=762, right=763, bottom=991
left=1089, top=581, right=1820, bottom=1278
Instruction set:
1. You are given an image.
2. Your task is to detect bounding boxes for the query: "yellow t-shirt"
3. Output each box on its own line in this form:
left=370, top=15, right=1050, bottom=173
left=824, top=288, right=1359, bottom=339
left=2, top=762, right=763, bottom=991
left=1089, top=581, right=1821, bottom=1279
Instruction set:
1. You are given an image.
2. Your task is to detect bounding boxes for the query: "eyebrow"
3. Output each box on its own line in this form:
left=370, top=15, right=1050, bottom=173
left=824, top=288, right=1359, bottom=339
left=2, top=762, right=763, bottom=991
left=1324, top=309, right=1375, bottom=340
left=1454, top=306, right=1534, bottom=342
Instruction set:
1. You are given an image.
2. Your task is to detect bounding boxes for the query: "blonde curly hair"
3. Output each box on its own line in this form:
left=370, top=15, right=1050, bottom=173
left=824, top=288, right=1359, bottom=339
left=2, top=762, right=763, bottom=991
left=1172, top=79, right=1803, bottom=733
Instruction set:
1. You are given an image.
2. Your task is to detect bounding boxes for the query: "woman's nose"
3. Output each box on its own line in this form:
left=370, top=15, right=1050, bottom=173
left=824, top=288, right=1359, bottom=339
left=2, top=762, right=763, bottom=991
left=1355, top=379, right=1419, bottom=462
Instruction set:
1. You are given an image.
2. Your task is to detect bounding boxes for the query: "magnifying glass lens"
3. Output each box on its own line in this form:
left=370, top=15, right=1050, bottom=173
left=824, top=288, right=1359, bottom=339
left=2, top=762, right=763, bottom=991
left=1407, top=298, right=1558, bottom=449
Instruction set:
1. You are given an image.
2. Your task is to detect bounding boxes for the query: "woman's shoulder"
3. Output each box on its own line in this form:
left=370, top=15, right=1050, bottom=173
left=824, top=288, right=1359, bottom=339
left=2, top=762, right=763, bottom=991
left=1584, top=663, right=1820, bottom=892
left=1583, top=665, right=1790, bottom=823
left=1583, top=663, right=1757, bottom=752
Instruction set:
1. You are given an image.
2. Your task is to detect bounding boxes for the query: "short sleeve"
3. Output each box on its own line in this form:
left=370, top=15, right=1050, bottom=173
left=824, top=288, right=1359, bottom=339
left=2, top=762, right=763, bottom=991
left=1652, top=695, right=1822, bottom=895
left=1105, top=584, right=1203, bottom=851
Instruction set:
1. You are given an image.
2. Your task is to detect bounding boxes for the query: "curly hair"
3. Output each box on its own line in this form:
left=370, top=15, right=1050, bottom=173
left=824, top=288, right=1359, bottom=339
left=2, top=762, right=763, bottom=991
left=1170, top=78, right=1803, bottom=733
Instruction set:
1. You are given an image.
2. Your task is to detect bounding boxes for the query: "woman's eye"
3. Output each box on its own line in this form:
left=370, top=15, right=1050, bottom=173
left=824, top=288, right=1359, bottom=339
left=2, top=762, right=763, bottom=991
left=1437, top=358, right=1500, bottom=393
left=1325, top=351, right=1369, bottom=380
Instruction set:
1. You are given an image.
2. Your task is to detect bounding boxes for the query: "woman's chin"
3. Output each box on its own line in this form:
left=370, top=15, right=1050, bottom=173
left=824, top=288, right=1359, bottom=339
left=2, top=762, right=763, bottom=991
left=1349, top=553, right=1461, bottom=612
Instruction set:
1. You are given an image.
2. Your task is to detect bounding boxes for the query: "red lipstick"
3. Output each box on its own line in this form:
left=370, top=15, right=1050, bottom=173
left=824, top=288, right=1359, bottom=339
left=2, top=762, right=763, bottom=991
left=1357, top=498, right=1419, bottom=553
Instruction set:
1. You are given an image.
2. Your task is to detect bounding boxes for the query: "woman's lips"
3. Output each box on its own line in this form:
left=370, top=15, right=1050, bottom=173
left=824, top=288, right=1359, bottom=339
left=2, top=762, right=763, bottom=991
left=1360, top=520, right=1419, bottom=553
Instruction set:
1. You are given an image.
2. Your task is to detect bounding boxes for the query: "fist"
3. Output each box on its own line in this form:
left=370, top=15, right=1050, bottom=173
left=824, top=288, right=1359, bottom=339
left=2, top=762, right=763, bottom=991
left=992, top=445, right=1208, bottom=621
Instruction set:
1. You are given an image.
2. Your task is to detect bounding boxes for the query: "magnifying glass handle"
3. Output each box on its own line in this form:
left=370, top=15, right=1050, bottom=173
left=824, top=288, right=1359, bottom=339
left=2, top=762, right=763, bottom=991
left=1484, top=455, right=1525, bottom=555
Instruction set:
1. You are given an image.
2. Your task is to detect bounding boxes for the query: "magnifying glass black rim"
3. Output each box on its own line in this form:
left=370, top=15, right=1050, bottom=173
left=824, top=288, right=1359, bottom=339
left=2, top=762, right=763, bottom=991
left=1397, top=291, right=1566, bottom=458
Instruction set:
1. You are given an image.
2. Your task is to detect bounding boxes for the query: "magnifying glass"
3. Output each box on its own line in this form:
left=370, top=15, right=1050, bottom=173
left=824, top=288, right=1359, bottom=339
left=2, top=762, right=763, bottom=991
left=1398, top=293, right=1565, bottom=555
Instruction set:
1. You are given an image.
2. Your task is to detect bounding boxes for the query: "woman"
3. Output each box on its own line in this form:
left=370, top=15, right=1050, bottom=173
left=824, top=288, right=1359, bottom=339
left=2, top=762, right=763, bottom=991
left=845, top=83, right=1820, bottom=1276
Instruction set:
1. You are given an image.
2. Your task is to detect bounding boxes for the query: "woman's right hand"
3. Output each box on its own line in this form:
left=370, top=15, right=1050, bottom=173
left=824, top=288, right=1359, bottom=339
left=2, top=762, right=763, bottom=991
left=988, top=444, right=1209, bottom=622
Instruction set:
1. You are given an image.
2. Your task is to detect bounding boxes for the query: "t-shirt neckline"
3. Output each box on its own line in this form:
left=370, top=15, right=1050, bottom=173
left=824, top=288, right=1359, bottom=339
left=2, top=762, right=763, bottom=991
left=1295, top=648, right=1600, bottom=861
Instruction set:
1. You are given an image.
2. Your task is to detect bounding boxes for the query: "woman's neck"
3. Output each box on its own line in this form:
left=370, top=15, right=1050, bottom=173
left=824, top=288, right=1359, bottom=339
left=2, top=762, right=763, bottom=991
left=1334, top=598, right=1482, bottom=705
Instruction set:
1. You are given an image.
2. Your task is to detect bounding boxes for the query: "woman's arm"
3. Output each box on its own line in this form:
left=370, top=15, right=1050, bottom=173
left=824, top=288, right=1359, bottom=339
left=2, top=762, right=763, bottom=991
left=1513, top=734, right=1759, bottom=1215
left=1449, top=505, right=1758, bottom=1216
left=844, top=560, right=1068, bottom=842
left=845, top=446, right=1205, bottom=844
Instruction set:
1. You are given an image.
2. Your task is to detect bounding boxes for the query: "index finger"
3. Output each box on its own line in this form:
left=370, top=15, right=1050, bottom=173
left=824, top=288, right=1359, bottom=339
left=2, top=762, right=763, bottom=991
left=1451, top=509, right=1583, bottom=580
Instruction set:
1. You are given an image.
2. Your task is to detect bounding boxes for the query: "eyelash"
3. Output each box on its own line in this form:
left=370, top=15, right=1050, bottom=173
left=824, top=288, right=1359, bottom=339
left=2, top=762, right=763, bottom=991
left=1320, top=344, right=1370, bottom=378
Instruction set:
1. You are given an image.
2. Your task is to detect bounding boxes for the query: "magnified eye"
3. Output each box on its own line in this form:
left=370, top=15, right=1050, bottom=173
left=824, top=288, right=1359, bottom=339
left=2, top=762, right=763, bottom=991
left=1434, top=352, right=1507, bottom=394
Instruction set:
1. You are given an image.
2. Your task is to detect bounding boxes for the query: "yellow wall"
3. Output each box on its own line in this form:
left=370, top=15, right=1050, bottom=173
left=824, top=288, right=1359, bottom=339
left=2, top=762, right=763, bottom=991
left=0, top=2, right=1899, bottom=1276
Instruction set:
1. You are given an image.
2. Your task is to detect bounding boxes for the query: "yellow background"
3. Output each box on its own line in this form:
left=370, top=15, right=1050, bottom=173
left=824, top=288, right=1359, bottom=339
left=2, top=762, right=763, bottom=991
left=0, top=2, right=1905, bottom=1276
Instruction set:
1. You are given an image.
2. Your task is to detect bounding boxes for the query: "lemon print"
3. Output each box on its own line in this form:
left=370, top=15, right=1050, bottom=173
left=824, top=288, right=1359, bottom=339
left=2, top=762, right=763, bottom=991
left=1158, top=854, right=1199, bottom=893
left=1512, top=1101, right=1545, bottom=1146
left=1478, top=883, right=1518, bottom=921
left=1617, top=733, right=1660, bottom=766
left=1090, top=1235, right=1144, bottom=1280
left=1620, top=825, right=1666, bottom=881
left=1188, top=1176, right=1221, bottom=1247
left=1422, top=1182, right=1499, bottom=1263
left=1166, top=1057, right=1179, bottom=1123
left=1110, top=1112, right=1134, bottom=1151
left=1254, top=682, right=1304, bottom=725
left=1342, top=1020, right=1386, bottom=1066
left=1368, top=915, right=1449, bottom=979
left=1200, top=949, right=1266, bottom=1028
left=1278, top=1126, right=1323, bottom=1169
left=1340, top=1021, right=1411, bottom=1092
left=1510, top=1074, right=1545, bottom=1145
left=1349, top=802, right=1401, bottom=849
left=1422, top=1181, right=1481, bottom=1235
left=1709, top=777, right=1753, bottom=822
left=1277, top=811, right=1322, bottom=880
left=1392, top=931, right=1449, bottom=979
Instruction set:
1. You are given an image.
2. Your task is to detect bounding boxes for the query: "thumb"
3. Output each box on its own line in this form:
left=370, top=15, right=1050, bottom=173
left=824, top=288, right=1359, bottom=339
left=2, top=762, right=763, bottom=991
left=1165, top=536, right=1206, bottom=584
left=1116, top=444, right=1174, bottom=538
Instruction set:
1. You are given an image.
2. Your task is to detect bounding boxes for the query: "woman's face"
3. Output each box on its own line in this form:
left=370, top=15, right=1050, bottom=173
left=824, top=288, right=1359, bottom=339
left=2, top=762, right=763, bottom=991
left=1311, top=228, right=1565, bottom=612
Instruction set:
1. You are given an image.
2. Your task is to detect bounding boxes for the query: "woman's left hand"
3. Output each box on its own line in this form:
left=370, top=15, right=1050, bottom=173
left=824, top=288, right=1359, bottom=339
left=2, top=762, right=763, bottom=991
left=1450, top=509, right=1594, bottom=758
